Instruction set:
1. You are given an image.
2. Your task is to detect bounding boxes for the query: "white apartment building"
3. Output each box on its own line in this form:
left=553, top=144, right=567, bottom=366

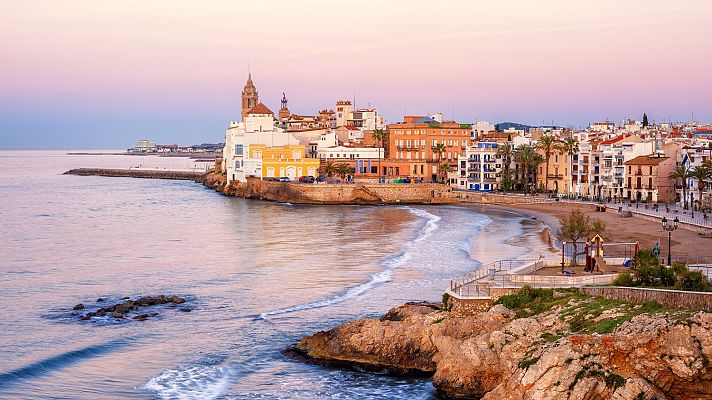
left=222, top=104, right=300, bottom=183
left=457, top=141, right=502, bottom=191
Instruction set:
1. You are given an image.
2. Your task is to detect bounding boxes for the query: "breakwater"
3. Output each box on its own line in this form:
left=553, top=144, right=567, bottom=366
left=198, top=171, right=458, bottom=205
left=64, top=168, right=203, bottom=180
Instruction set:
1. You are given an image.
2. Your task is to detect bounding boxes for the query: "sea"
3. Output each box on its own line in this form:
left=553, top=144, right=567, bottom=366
left=0, top=150, right=553, bottom=399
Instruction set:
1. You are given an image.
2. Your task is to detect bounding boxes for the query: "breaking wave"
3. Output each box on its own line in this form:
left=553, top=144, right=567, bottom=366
left=258, top=207, right=440, bottom=319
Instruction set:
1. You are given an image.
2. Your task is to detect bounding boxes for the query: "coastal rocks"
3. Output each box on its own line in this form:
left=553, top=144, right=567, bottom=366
left=289, top=299, right=712, bottom=399
left=75, top=295, right=188, bottom=322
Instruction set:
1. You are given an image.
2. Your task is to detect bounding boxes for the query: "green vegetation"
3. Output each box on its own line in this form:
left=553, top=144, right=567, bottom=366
left=495, top=285, right=556, bottom=317
left=613, top=251, right=712, bottom=292
left=432, top=317, right=445, bottom=324
left=558, top=209, right=606, bottom=268
left=568, top=363, right=626, bottom=392
left=498, top=286, right=691, bottom=335
left=441, top=292, right=452, bottom=312
left=518, top=356, right=541, bottom=370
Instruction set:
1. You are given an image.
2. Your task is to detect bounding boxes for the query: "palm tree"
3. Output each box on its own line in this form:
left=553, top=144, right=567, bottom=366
left=514, top=144, right=537, bottom=194
left=496, top=141, right=514, bottom=191
left=531, top=153, right=544, bottom=192
left=324, top=161, right=336, bottom=177
left=688, top=165, right=712, bottom=211
left=371, top=128, right=387, bottom=182
left=431, top=143, right=447, bottom=183
left=438, top=163, right=454, bottom=184
left=335, top=163, right=354, bottom=179
left=561, top=137, right=579, bottom=195
left=535, top=135, right=563, bottom=193
left=668, top=164, right=691, bottom=209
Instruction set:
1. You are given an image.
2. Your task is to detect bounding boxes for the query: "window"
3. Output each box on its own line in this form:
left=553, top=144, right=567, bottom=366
left=235, top=144, right=243, bottom=156
left=253, top=150, right=262, bottom=159
left=235, top=160, right=241, bottom=169
left=292, top=150, right=300, bottom=159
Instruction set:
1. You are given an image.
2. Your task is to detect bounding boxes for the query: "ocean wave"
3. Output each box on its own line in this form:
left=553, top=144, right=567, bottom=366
left=143, top=364, right=234, bottom=400
left=0, top=338, right=127, bottom=387
left=257, top=207, right=441, bottom=319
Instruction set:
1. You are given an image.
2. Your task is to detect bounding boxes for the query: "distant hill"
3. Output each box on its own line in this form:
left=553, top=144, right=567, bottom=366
left=495, top=122, right=534, bottom=132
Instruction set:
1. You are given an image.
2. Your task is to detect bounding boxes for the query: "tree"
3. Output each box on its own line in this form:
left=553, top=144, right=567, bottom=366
left=534, top=135, right=562, bottom=193
left=514, top=144, right=538, bottom=194
left=371, top=128, right=388, bottom=182
left=558, top=209, right=606, bottom=269
left=688, top=165, right=712, bottom=211
left=438, top=163, right=454, bottom=184
left=335, top=163, right=354, bottom=179
left=642, top=113, right=649, bottom=128
left=324, top=161, right=336, bottom=177
left=496, top=141, right=515, bottom=191
left=668, top=164, right=691, bottom=209
left=431, top=143, right=447, bottom=183
left=561, top=137, right=579, bottom=195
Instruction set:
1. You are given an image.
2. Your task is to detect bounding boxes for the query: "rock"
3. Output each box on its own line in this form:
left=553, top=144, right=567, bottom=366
left=110, top=312, right=124, bottom=319
left=96, top=298, right=105, bottom=302
left=122, top=297, right=130, bottom=300
left=290, top=299, right=712, bottom=400
left=73, top=303, right=84, bottom=310
left=179, top=307, right=191, bottom=312
left=171, top=296, right=185, bottom=304
left=133, top=314, right=149, bottom=321
left=79, top=314, right=91, bottom=320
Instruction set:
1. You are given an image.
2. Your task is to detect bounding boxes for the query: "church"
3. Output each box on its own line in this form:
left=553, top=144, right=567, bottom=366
left=222, top=74, right=320, bottom=183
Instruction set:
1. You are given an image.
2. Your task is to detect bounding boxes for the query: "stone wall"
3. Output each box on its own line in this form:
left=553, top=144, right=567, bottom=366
left=446, top=287, right=521, bottom=317
left=581, top=286, right=712, bottom=311
left=201, top=172, right=457, bottom=205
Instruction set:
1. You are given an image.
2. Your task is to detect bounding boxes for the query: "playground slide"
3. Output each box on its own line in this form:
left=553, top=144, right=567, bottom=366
left=594, top=255, right=606, bottom=271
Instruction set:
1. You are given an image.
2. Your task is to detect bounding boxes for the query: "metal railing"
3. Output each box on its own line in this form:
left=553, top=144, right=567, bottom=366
left=450, top=258, right=540, bottom=293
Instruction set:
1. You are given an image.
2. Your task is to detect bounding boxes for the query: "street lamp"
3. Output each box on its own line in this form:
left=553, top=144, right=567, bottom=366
left=661, top=216, right=679, bottom=266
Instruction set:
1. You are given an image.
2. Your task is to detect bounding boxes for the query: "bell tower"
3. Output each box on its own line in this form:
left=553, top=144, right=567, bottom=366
left=241, top=73, right=259, bottom=121
left=278, top=92, right=290, bottom=122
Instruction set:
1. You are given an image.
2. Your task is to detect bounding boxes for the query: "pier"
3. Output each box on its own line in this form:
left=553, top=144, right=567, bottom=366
left=64, top=168, right=203, bottom=180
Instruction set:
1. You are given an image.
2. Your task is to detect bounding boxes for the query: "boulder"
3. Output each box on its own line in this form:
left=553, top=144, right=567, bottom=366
left=72, top=304, right=84, bottom=310
left=110, top=312, right=124, bottom=319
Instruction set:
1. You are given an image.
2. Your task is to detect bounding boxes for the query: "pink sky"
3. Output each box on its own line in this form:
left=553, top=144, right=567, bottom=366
left=1, top=0, right=711, bottom=148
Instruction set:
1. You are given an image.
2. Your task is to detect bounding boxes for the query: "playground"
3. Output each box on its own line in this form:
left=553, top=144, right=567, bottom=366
left=532, top=236, right=638, bottom=276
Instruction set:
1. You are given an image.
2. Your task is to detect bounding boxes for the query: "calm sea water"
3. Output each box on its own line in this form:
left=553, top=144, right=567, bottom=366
left=0, top=151, right=544, bottom=399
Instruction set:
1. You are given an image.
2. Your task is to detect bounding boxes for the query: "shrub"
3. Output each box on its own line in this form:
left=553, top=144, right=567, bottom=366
left=659, top=267, right=676, bottom=287
left=442, top=293, right=452, bottom=312
left=671, top=262, right=688, bottom=276
left=613, top=272, right=634, bottom=287
left=677, top=271, right=712, bottom=292
left=497, top=285, right=554, bottom=311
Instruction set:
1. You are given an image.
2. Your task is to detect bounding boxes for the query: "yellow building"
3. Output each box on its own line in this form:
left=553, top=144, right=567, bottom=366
left=249, top=144, right=320, bottom=179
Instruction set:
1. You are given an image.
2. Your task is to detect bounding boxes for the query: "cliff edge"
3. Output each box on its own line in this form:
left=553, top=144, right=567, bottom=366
left=286, top=290, right=712, bottom=400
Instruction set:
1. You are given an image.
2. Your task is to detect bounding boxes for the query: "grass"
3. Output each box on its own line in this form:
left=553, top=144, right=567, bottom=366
left=518, top=356, right=541, bottom=370
left=498, top=287, right=689, bottom=335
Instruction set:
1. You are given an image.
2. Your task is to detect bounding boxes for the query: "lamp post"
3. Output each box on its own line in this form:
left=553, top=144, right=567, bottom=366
left=661, top=216, right=679, bottom=266
left=691, top=193, right=695, bottom=218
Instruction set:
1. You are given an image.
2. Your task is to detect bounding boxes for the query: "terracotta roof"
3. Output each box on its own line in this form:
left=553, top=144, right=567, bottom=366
left=600, top=135, right=625, bottom=145
left=246, top=102, right=273, bottom=115
left=624, top=155, right=670, bottom=165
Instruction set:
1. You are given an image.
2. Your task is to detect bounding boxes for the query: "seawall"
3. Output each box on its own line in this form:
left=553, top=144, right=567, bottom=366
left=64, top=168, right=203, bottom=180
left=198, top=171, right=458, bottom=205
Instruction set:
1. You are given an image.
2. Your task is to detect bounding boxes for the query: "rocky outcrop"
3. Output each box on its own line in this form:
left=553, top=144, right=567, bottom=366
left=76, top=295, right=188, bottom=321
left=288, top=296, right=712, bottom=400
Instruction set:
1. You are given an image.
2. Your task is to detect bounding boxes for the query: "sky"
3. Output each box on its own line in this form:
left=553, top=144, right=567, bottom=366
left=1, top=0, right=711, bottom=149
